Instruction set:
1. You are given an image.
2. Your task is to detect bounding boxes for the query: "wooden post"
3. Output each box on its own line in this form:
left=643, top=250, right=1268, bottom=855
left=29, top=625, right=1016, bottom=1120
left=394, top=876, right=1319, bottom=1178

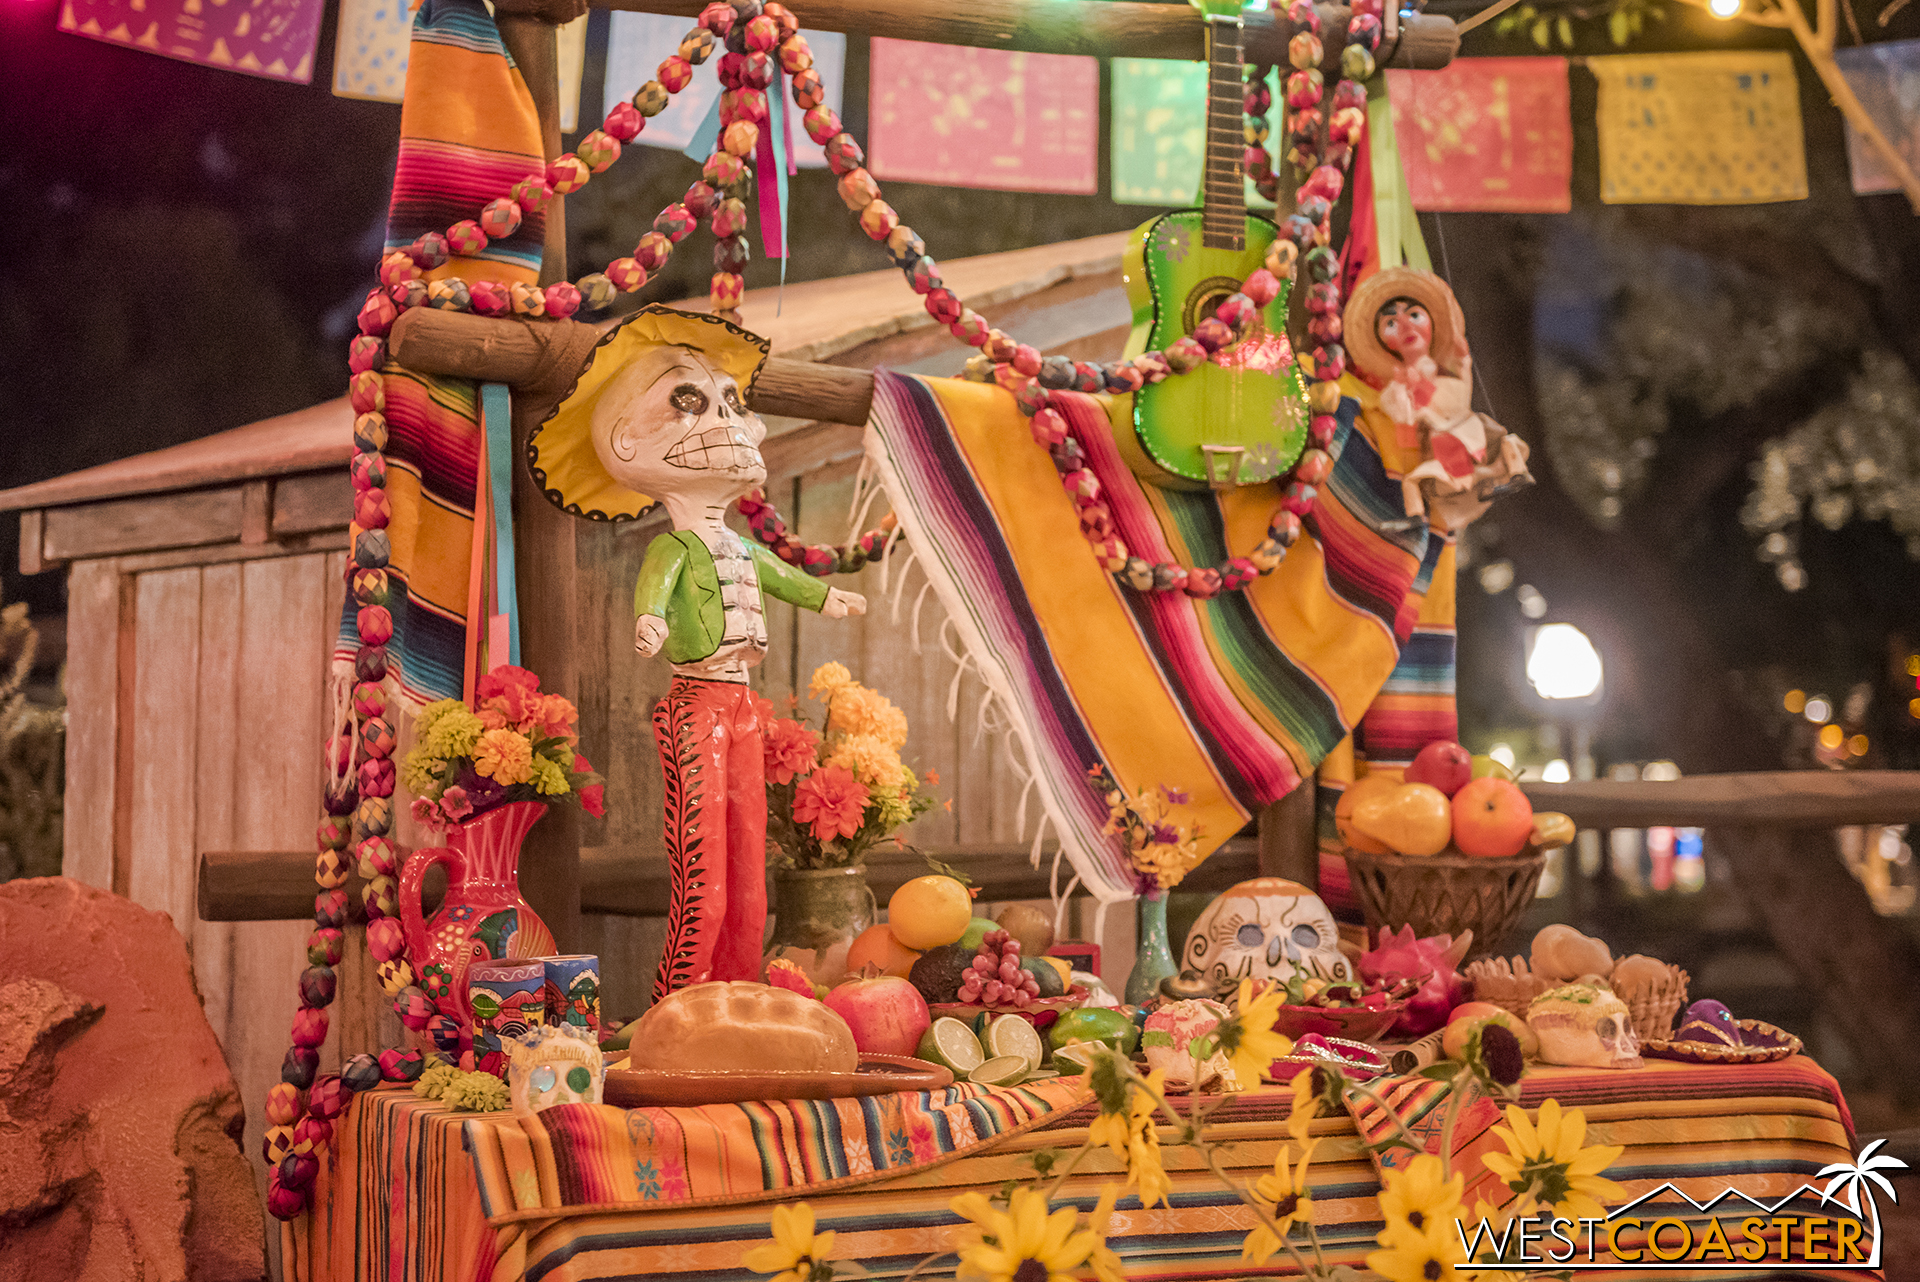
left=495, top=0, right=587, bottom=951
left=1257, top=778, right=1319, bottom=887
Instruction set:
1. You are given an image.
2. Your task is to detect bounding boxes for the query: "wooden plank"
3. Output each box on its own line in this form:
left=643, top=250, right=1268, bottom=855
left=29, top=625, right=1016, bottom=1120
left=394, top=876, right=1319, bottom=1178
left=1521, top=772, right=1920, bottom=828
left=108, top=531, right=350, bottom=575
left=1257, top=780, right=1317, bottom=886
left=18, top=510, right=43, bottom=576
left=112, top=571, right=137, bottom=896
left=240, top=480, right=272, bottom=545
left=497, top=15, right=568, bottom=285
left=271, top=472, right=353, bottom=536
left=126, top=567, right=204, bottom=934
left=42, top=486, right=246, bottom=563
left=0, top=398, right=355, bottom=515
left=62, top=559, right=122, bottom=890
left=191, top=562, right=245, bottom=1063
left=586, top=0, right=1460, bottom=73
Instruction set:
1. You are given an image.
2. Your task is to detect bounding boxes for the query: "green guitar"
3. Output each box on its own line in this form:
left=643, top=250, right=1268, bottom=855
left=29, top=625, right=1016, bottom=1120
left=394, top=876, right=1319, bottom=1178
left=1120, top=0, right=1310, bottom=489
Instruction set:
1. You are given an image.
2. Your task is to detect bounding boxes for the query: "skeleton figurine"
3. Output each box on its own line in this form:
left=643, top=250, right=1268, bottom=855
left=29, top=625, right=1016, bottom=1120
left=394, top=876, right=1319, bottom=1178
left=1180, top=877, right=1353, bottom=999
left=1343, top=267, right=1533, bottom=531
left=530, top=308, right=865, bottom=1002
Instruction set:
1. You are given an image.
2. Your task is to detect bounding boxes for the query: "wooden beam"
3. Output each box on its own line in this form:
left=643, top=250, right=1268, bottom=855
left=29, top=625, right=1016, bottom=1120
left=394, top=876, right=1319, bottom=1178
left=200, top=838, right=1265, bottom=921
left=1521, top=771, right=1920, bottom=829
left=496, top=15, right=569, bottom=284
left=17, top=510, right=43, bottom=576
left=389, top=309, right=877, bottom=425
left=585, top=0, right=1461, bottom=72
left=1257, top=778, right=1317, bottom=887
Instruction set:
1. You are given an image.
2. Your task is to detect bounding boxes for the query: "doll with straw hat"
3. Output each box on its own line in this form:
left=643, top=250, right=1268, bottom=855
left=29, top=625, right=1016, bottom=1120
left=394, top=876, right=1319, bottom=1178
left=1343, top=266, right=1532, bottom=530
left=529, top=305, right=865, bottom=1001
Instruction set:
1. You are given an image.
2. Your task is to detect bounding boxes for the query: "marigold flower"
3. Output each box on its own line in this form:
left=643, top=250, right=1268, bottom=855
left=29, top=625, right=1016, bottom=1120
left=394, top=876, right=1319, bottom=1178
left=827, top=732, right=907, bottom=790
left=793, top=764, right=869, bottom=842
left=808, top=662, right=853, bottom=701
left=473, top=728, right=534, bottom=785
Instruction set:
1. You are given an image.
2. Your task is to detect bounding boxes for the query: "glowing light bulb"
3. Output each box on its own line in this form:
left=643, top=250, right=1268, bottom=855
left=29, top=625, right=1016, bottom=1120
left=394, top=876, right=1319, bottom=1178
left=1804, top=697, right=1832, bottom=723
left=1783, top=689, right=1806, bottom=714
left=1489, top=743, right=1516, bottom=770
left=1818, top=724, right=1844, bottom=750
left=1526, top=624, right=1603, bottom=700
left=1543, top=759, right=1571, bottom=783
left=1709, top=0, right=1740, bottom=18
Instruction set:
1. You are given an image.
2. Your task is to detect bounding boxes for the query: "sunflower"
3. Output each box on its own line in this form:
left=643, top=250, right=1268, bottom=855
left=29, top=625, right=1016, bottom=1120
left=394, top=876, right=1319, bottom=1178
left=1087, top=1067, right=1172, bottom=1209
left=1377, top=1154, right=1464, bottom=1243
left=1242, top=1138, right=1322, bottom=1264
left=1085, top=1184, right=1127, bottom=1282
left=742, top=1203, right=836, bottom=1282
left=949, top=1186, right=1104, bottom=1282
left=1480, top=1098, right=1625, bottom=1222
left=1217, top=979, right=1291, bottom=1090
left=1367, top=1221, right=1468, bottom=1282
left=1285, top=1068, right=1319, bottom=1149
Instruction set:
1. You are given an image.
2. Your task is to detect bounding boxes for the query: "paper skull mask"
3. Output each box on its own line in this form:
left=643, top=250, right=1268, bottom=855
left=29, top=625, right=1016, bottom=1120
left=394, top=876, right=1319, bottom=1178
left=590, top=341, right=768, bottom=513
left=507, top=1024, right=606, bottom=1116
left=1528, top=983, right=1643, bottom=1069
left=1181, top=877, right=1352, bottom=998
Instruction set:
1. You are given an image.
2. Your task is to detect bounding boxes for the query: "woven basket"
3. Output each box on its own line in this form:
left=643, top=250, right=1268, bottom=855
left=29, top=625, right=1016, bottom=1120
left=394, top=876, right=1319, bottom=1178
left=1613, top=963, right=1690, bottom=1043
left=1341, top=846, right=1546, bottom=958
left=1465, top=955, right=1555, bottom=1021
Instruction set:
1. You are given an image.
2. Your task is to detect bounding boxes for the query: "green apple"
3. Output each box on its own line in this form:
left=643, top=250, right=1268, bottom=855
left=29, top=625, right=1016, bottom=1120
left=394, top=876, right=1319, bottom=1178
left=959, top=917, right=992, bottom=952
left=1470, top=754, right=1516, bottom=782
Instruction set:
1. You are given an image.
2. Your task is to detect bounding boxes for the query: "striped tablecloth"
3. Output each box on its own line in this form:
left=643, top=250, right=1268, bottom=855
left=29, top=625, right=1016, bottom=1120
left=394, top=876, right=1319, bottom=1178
left=285, top=1055, right=1882, bottom=1282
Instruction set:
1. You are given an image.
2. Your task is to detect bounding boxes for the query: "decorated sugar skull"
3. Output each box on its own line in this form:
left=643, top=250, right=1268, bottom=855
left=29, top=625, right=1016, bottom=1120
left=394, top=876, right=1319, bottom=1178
left=1142, top=999, right=1235, bottom=1088
left=1528, top=983, right=1642, bottom=1070
left=1181, top=877, right=1351, bottom=999
left=507, top=1023, right=606, bottom=1116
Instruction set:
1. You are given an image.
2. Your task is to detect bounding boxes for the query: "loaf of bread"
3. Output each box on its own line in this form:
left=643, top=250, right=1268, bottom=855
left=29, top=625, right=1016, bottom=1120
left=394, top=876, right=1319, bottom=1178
left=628, top=981, right=859, bottom=1074
left=1530, top=924, right=1613, bottom=983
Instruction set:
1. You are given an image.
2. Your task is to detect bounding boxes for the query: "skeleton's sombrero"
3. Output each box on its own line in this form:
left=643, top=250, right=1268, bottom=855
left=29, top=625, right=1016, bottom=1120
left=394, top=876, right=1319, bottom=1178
left=1342, top=266, right=1469, bottom=385
left=529, top=305, right=771, bottom=522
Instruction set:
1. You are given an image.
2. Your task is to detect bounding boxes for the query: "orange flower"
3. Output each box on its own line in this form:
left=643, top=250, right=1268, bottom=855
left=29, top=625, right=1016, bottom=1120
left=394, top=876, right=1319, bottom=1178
left=764, top=718, right=822, bottom=786
left=792, top=764, right=869, bottom=842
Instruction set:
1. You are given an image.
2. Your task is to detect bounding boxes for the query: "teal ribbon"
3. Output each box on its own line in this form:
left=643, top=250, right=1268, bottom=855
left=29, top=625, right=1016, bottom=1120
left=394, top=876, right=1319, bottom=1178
left=481, top=382, right=519, bottom=667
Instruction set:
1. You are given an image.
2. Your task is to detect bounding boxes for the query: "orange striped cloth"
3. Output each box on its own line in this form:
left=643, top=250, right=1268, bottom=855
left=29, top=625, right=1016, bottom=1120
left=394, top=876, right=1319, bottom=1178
left=285, top=1059, right=1881, bottom=1282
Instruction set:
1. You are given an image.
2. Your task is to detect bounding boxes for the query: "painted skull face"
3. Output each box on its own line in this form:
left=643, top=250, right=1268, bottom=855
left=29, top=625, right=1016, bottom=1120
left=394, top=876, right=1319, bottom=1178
left=1376, top=298, right=1432, bottom=362
left=591, top=343, right=767, bottom=509
left=506, top=1024, right=605, bottom=1116
left=1528, top=984, right=1642, bottom=1070
left=1181, top=877, right=1351, bottom=999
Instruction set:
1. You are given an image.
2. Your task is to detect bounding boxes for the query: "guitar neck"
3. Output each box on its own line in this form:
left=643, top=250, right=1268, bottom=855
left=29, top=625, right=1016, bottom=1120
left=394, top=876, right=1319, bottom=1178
left=1201, top=13, right=1246, bottom=252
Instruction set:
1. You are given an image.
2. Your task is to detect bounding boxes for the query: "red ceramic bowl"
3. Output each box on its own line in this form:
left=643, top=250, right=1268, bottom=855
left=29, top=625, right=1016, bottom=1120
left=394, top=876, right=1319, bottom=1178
left=1271, top=1000, right=1405, bottom=1044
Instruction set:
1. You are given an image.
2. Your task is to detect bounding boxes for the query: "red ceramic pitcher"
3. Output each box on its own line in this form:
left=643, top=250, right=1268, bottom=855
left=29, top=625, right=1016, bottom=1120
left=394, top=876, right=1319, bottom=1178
left=399, top=799, right=557, bottom=1023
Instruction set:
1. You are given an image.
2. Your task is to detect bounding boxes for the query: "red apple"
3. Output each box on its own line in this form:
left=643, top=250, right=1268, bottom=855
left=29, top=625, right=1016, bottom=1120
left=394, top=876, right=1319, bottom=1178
left=824, top=971, right=931, bottom=1056
left=1405, top=740, right=1473, bottom=797
left=1451, top=777, right=1535, bottom=858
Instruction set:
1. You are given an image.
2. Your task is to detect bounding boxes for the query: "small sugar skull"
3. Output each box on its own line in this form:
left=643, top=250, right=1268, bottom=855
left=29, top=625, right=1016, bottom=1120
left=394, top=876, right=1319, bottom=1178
left=1142, top=999, right=1235, bottom=1088
left=1528, top=983, right=1642, bottom=1070
left=1181, top=877, right=1352, bottom=999
left=507, top=1024, right=606, bottom=1115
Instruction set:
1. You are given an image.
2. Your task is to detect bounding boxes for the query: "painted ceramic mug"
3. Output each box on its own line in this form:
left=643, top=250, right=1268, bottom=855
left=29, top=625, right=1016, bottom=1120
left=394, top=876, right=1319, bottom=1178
left=540, top=954, right=602, bottom=1040
left=468, top=958, right=548, bottom=1076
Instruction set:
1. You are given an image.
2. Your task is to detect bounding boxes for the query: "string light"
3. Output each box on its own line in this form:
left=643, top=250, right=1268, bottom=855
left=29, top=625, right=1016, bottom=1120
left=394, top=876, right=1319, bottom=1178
left=1784, top=689, right=1807, bottom=714
left=1818, top=724, right=1844, bottom=750
left=1543, top=759, right=1572, bottom=782
left=1804, top=696, right=1833, bottom=723
left=1848, top=734, right=1870, bottom=756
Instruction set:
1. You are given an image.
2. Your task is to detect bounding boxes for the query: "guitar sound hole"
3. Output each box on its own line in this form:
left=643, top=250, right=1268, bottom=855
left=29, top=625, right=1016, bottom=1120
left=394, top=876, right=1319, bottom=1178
left=1183, top=276, right=1244, bottom=336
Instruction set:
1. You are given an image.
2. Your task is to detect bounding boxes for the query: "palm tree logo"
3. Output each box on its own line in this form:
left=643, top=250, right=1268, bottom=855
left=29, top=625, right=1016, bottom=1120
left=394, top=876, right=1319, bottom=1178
left=1817, top=1138, right=1908, bottom=1261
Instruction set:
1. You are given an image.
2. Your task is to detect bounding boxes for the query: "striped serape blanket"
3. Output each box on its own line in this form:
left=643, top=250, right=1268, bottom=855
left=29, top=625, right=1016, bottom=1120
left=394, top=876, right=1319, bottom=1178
left=334, top=0, right=546, bottom=708
left=864, top=369, right=1452, bottom=904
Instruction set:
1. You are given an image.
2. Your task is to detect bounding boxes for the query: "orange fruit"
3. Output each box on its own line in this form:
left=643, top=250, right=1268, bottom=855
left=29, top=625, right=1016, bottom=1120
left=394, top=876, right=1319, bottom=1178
left=1351, top=782, right=1453, bottom=857
left=886, top=874, right=974, bottom=949
left=1334, top=775, right=1400, bottom=855
left=846, top=924, right=921, bottom=978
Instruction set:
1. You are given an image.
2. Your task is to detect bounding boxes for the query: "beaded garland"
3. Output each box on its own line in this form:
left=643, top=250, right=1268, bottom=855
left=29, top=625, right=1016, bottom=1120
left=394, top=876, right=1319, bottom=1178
left=271, top=0, right=1383, bottom=1221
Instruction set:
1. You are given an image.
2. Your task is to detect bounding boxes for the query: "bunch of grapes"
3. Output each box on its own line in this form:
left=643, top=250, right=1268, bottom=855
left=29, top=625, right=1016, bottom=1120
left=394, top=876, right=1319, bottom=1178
left=957, top=930, right=1041, bottom=1007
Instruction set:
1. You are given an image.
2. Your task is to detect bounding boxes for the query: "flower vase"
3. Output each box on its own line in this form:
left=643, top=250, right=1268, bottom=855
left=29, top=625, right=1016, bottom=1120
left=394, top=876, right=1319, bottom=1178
left=765, top=865, right=876, bottom=987
left=1125, top=889, right=1178, bottom=1006
left=398, top=800, right=558, bottom=1030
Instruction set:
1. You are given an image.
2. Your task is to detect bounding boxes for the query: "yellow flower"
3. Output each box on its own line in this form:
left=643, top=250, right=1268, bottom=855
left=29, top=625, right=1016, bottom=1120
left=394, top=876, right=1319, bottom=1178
left=1286, top=1063, right=1319, bottom=1149
left=529, top=754, right=569, bottom=796
left=1457, top=1196, right=1539, bottom=1276
left=826, top=732, right=907, bottom=790
left=424, top=703, right=484, bottom=760
left=1219, top=980, right=1291, bottom=1091
left=1481, top=1098, right=1625, bottom=1222
left=742, top=1203, right=836, bottom=1282
left=1243, top=1138, right=1321, bottom=1264
left=1378, top=1153, right=1464, bottom=1245
left=808, top=662, right=853, bottom=701
left=1086, top=1067, right=1172, bottom=1209
left=1085, top=1184, right=1126, bottom=1282
left=1367, top=1219, right=1468, bottom=1282
left=949, top=1186, right=1103, bottom=1282
left=473, top=728, right=534, bottom=785
left=826, top=684, right=910, bottom=749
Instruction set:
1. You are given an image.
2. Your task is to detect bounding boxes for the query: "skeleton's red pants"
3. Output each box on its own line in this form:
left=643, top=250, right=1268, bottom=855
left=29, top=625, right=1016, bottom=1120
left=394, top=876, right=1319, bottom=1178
left=651, top=675, right=767, bottom=1002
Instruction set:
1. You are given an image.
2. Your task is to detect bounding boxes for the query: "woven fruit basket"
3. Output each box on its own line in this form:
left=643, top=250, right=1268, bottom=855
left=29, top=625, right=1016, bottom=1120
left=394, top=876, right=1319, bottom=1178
left=1341, top=846, right=1546, bottom=957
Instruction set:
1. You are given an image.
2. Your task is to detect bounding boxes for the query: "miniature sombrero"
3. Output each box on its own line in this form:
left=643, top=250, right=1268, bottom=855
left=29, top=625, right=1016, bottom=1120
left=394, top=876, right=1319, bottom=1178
left=528, top=305, right=771, bottom=522
left=1341, top=265, right=1469, bottom=385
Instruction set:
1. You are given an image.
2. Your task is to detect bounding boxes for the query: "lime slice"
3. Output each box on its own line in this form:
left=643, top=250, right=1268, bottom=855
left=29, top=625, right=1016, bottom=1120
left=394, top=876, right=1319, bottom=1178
left=970, top=1055, right=1030, bottom=1087
left=918, top=1016, right=986, bottom=1075
left=1052, top=1042, right=1103, bottom=1074
left=987, top=1014, right=1044, bottom=1071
